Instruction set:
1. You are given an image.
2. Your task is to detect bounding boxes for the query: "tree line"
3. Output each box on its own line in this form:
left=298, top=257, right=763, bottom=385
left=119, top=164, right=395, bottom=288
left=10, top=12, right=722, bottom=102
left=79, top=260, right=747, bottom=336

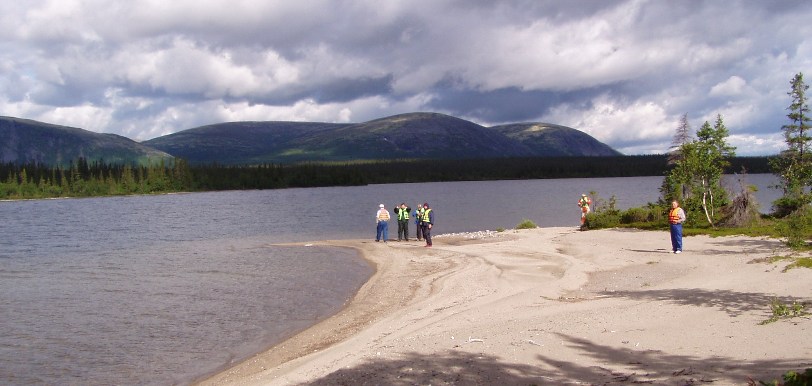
left=0, top=153, right=771, bottom=200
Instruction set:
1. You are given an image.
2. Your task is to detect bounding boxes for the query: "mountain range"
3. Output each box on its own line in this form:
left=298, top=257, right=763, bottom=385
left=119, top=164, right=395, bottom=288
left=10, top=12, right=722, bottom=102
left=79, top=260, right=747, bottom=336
left=1, top=116, right=171, bottom=166
left=2, top=112, right=621, bottom=166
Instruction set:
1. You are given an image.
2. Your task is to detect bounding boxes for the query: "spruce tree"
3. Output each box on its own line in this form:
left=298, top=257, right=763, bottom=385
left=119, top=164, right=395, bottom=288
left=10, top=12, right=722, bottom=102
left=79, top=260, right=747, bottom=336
left=771, top=72, right=812, bottom=216
left=668, top=113, right=692, bottom=165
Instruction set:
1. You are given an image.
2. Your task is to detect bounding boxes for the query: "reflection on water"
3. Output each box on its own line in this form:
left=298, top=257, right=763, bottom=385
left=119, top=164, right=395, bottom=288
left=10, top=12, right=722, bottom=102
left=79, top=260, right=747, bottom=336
left=0, top=174, right=780, bottom=385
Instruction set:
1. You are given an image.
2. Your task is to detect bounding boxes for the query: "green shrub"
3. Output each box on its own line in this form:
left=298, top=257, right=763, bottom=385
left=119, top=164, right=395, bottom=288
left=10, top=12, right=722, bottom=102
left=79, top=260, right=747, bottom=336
left=758, top=368, right=812, bottom=386
left=772, top=195, right=809, bottom=218
left=776, top=208, right=812, bottom=249
left=584, top=211, right=621, bottom=229
left=515, top=219, right=537, bottom=229
left=620, top=207, right=652, bottom=224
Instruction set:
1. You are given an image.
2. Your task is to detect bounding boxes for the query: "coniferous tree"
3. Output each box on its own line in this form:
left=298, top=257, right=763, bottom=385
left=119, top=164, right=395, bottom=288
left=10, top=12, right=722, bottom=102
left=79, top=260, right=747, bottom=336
left=771, top=72, right=812, bottom=216
left=662, top=114, right=692, bottom=202
left=668, top=113, right=692, bottom=165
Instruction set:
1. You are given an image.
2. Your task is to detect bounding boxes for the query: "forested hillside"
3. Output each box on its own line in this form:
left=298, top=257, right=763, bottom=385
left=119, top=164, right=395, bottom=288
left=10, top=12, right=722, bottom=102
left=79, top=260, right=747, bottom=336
left=144, top=112, right=621, bottom=164
left=491, top=123, right=622, bottom=156
left=0, top=116, right=170, bottom=166
left=3, top=112, right=622, bottom=167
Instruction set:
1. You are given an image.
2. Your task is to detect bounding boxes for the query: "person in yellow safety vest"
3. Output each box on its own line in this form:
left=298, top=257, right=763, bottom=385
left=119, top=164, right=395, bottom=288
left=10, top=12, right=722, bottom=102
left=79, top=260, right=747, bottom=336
left=577, top=194, right=592, bottom=225
left=421, top=202, right=434, bottom=247
left=668, top=200, right=686, bottom=254
left=395, top=203, right=411, bottom=241
left=413, top=203, right=424, bottom=241
left=375, top=203, right=391, bottom=242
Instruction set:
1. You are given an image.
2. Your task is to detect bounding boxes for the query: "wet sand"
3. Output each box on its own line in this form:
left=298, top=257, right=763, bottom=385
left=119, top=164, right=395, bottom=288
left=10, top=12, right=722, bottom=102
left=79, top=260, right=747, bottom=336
left=198, top=227, right=811, bottom=385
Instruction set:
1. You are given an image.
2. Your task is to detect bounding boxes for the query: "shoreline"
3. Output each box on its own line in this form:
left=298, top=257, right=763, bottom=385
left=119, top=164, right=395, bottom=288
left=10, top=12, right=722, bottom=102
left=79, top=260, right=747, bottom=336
left=198, top=227, right=811, bottom=385
left=195, top=233, right=466, bottom=385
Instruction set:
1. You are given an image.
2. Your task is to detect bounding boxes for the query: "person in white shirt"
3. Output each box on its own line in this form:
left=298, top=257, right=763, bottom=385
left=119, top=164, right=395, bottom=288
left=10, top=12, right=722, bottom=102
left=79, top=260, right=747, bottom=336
left=375, top=204, right=391, bottom=242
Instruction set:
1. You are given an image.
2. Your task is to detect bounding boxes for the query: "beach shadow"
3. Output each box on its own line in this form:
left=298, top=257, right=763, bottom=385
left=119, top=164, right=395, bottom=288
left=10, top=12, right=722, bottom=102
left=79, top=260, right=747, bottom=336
left=692, top=237, right=784, bottom=256
left=300, top=350, right=548, bottom=385
left=620, top=236, right=782, bottom=256
left=598, top=288, right=807, bottom=317
left=297, top=335, right=806, bottom=385
left=535, top=332, right=807, bottom=384
left=625, top=248, right=671, bottom=253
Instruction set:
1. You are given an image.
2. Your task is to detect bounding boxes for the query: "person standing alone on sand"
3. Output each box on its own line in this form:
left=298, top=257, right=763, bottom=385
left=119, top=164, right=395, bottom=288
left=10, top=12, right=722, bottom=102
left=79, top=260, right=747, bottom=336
left=578, top=193, right=591, bottom=226
left=669, top=200, right=686, bottom=254
left=421, top=202, right=434, bottom=247
left=375, top=204, right=391, bottom=242
left=395, top=203, right=411, bottom=241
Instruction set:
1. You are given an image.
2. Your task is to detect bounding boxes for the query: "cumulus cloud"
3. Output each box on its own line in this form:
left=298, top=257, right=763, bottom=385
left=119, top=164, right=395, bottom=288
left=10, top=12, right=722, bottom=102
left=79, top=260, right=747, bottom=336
left=710, top=76, right=748, bottom=97
left=2, top=0, right=812, bottom=155
left=542, top=94, right=673, bottom=155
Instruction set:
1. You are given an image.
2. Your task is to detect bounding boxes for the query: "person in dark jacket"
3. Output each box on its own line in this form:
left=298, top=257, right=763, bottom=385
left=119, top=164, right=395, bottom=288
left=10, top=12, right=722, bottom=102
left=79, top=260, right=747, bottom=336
left=394, top=203, right=411, bottom=241
left=421, top=202, right=434, bottom=247
left=413, top=203, right=424, bottom=241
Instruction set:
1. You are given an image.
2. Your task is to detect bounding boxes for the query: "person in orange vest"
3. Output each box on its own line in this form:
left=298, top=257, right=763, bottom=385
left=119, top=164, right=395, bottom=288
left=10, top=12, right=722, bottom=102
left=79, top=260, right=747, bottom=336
left=669, top=200, right=686, bottom=254
left=577, top=194, right=592, bottom=225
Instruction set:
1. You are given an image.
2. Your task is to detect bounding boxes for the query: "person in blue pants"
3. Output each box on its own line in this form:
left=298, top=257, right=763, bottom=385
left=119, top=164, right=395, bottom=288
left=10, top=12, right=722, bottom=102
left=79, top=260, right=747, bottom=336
left=375, top=204, right=390, bottom=242
left=669, top=200, right=686, bottom=253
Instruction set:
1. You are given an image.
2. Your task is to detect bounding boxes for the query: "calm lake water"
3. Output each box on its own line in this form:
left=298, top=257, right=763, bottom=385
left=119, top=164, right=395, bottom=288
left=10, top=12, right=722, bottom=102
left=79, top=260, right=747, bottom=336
left=0, top=174, right=780, bottom=385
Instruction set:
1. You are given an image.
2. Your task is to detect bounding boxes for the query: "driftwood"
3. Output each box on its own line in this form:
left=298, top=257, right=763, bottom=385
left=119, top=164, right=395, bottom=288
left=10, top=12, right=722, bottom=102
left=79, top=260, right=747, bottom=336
left=720, top=174, right=760, bottom=227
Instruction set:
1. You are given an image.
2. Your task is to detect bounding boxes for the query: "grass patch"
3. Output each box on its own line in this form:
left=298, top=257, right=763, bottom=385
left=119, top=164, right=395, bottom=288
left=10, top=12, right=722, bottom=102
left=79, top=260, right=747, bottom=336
left=759, top=298, right=809, bottom=325
left=785, top=257, right=812, bottom=271
left=748, top=255, right=812, bottom=272
left=515, top=219, right=538, bottom=230
left=749, top=255, right=796, bottom=264
left=754, top=368, right=812, bottom=386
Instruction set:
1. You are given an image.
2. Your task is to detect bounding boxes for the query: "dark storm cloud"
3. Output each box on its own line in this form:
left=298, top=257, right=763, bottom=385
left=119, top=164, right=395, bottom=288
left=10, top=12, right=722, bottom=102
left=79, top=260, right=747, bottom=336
left=428, top=84, right=609, bottom=124
left=1, top=0, right=811, bottom=154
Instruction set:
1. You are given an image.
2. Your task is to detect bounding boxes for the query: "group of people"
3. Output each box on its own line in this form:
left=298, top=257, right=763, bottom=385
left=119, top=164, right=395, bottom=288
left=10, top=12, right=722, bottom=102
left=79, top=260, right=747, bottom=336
left=375, top=202, right=434, bottom=247
left=375, top=194, right=686, bottom=253
left=578, top=193, right=687, bottom=254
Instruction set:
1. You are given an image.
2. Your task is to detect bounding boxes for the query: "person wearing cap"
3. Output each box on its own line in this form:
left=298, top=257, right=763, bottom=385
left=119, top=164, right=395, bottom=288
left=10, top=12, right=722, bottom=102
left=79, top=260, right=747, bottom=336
left=413, top=203, right=424, bottom=241
left=420, top=202, right=434, bottom=247
left=375, top=203, right=391, bottom=242
left=577, top=193, right=592, bottom=226
left=394, top=202, right=411, bottom=241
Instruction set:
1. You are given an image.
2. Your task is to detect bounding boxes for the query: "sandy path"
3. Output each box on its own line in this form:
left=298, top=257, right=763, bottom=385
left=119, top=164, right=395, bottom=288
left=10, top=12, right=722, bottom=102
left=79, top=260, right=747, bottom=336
left=198, top=228, right=811, bottom=385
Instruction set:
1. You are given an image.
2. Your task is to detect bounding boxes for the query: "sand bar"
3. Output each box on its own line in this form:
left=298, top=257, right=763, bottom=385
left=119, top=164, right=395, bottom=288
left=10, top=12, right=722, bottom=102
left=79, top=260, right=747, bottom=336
left=199, top=227, right=811, bottom=385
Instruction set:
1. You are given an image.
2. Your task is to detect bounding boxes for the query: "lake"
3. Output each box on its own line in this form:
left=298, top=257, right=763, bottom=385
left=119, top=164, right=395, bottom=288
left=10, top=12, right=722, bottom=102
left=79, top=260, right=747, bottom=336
left=0, top=174, right=780, bottom=385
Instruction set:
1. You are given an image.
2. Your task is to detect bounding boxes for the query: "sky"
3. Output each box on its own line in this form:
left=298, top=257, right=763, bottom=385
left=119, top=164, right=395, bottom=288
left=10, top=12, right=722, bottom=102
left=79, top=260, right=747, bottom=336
left=2, top=0, right=812, bottom=156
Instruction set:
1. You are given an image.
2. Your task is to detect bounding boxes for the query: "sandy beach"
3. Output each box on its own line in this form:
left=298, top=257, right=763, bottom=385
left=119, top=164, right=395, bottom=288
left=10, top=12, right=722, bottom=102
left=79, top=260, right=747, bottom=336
left=199, top=227, right=811, bottom=385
